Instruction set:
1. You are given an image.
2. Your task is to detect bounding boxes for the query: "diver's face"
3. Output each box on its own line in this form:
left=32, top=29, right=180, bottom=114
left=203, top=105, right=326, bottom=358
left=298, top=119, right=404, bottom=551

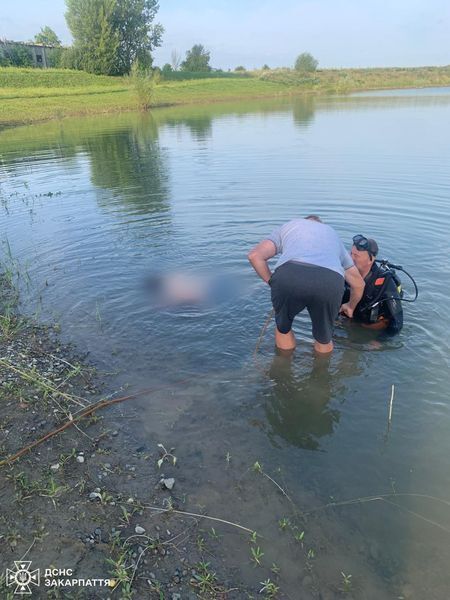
left=351, top=245, right=373, bottom=274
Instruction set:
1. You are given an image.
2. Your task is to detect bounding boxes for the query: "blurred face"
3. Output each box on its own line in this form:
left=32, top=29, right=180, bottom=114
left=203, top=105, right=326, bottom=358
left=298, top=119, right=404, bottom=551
left=351, top=245, right=374, bottom=275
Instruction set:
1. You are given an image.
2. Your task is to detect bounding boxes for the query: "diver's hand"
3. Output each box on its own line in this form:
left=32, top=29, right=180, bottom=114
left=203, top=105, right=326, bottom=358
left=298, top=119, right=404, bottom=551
left=340, top=303, right=354, bottom=318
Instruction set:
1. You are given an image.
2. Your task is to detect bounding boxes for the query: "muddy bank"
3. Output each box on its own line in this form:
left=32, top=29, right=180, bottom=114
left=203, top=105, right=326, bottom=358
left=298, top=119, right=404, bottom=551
left=0, top=276, right=263, bottom=599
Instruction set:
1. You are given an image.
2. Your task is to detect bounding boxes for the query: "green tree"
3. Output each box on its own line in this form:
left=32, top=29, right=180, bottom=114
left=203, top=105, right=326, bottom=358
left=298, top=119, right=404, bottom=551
left=294, top=52, right=318, bottom=73
left=59, top=46, right=84, bottom=69
left=65, top=0, right=163, bottom=75
left=180, top=44, right=211, bottom=72
left=65, top=0, right=120, bottom=74
left=45, top=47, right=64, bottom=67
left=2, top=44, right=33, bottom=67
left=113, top=0, right=163, bottom=73
left=0, top=45, right=8, bottom=67
left=34, top=26, right=62, bottom=46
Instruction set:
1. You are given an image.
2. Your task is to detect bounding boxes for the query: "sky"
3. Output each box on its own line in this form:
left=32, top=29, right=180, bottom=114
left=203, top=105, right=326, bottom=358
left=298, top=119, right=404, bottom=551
left=1, top=0, right=449, bottom=70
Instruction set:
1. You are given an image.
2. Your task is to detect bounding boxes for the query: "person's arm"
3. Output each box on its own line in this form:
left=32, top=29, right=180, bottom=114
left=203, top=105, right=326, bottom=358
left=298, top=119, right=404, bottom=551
left=247, top=240, right=277, bottom=284
left=340, top=266, right=365, bottom=318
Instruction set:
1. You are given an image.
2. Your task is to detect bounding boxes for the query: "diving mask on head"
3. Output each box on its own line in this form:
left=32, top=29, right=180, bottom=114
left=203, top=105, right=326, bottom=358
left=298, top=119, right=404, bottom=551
left=352, top=234, right=378, bottom=258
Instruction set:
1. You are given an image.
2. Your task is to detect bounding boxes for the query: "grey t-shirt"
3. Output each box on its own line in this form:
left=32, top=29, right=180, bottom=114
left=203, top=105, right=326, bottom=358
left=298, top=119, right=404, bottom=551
left=267, top=219, right=354, bottom=276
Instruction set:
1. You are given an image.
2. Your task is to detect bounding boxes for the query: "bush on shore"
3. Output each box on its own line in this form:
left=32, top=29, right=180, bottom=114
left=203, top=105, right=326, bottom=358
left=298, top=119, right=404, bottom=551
left=128, top=62, right=160, bottom=110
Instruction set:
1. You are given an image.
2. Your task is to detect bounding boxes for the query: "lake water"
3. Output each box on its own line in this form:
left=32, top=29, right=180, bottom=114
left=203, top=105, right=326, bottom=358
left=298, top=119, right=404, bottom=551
left=1, top=88, right=450, bottom=598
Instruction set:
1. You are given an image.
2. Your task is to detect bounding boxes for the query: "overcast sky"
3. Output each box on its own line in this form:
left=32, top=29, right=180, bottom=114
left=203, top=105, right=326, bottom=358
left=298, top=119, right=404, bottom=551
left=1, top=0, right=449, bottom=70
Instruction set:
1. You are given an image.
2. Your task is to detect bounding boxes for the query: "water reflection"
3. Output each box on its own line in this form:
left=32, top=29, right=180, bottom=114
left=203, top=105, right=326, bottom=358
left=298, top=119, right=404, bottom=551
left=265, top=349, right=361, bottom=450
left=86, top=118, right=170, bottom=216
left=292, top=96, right=316, bottom=128
left=0, top=115, right=171, bottom=219
left=165, top=114, right=213, bottom=141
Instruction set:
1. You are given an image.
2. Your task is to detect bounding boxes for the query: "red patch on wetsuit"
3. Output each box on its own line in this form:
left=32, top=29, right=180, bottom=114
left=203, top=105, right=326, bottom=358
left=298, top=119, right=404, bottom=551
left=374, top=277, right=385, bottom=286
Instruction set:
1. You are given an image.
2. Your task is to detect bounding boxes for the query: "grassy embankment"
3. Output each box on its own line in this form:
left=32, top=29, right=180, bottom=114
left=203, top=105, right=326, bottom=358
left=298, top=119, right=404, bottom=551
left=1, top=65, right=450, bottom=128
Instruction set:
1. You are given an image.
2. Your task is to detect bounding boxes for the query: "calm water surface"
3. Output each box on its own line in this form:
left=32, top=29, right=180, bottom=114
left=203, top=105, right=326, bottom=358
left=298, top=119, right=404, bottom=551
left=1, top=89, right=450, bottom=598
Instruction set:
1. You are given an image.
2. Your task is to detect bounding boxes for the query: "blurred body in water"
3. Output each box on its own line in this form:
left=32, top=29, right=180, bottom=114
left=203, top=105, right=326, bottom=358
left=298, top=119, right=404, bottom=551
left=144, top=271, right=240, bottom=308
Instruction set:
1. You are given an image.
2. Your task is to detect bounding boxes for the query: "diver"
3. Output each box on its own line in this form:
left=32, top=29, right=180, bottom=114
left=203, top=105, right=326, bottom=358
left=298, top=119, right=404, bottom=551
left=341, top=235, right=416, bottom=335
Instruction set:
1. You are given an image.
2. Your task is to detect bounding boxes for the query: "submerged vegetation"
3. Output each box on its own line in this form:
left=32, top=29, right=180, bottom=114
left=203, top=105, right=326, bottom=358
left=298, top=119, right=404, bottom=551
left=1, top=65, right=450, bottom=128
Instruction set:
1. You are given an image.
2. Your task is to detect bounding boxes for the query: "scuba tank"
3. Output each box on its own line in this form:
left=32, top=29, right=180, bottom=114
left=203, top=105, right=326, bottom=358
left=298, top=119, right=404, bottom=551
left=359, top=259, right=417, bottom=325
left=342, top=260, right=418, bottom=320
left=358, top=263, right=400, bottom=323
left=391, top=270, right=403, bottom=297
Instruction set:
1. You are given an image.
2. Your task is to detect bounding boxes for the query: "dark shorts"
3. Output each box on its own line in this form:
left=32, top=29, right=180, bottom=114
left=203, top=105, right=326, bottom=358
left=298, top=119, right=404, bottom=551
left=270, top=261, right=344, bottom=344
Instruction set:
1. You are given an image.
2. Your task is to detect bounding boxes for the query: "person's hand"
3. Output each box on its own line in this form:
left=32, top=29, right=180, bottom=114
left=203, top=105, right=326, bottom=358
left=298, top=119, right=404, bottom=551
left=340, top=303, right=354, bottom=318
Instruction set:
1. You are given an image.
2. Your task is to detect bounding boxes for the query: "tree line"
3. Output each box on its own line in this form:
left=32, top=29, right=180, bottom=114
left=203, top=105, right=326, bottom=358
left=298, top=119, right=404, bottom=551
left=1, top=0, right=319, bottom=76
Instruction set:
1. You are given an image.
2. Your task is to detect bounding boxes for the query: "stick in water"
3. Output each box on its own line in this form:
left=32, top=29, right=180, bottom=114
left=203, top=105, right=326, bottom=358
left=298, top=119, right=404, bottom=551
left=388, top=384, right=395, bottom=425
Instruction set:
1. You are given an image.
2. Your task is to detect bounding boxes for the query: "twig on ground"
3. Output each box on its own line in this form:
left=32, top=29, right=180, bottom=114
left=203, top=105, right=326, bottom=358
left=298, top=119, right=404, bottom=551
left=19, top=537, right=36, bottom=561
left=141, top=504, right=254, bottom=534
left=0, top=376, right=196, bottom=467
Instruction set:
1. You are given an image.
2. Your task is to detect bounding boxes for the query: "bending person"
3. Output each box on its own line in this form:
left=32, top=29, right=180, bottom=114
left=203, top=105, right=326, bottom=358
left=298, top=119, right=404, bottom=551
left=248, top=216, right=365, bottom=353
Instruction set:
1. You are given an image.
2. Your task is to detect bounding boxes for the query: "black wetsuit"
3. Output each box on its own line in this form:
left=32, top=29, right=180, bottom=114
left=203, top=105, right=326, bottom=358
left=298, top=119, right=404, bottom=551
left=343, top=263, right=403, bottom=335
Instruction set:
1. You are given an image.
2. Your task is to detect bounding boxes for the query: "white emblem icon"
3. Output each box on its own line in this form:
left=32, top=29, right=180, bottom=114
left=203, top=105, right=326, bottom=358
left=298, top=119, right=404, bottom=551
left=6, top=561, right=40, bottom=595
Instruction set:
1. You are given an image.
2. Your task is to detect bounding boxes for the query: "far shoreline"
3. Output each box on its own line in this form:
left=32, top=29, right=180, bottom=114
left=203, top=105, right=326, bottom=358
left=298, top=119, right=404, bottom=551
left=1, top=65, right=450, bottom=130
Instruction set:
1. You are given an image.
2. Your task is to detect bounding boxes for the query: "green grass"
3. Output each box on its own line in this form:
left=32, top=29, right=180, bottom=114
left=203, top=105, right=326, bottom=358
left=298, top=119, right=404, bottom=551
left=1, top=65, right=450, bottom=128
left=258, top=65, right=450, bottom=93
left=0, top=85, right=128, bottom=100
left=0, top=74, right=296, bottom=128
left=155, top=77, right=294, bottom=103
left=0, top=67, right=126, bottom=88
left=0, top=88, right=135, bottom=127
left=162, top=70, right=250, bottom=80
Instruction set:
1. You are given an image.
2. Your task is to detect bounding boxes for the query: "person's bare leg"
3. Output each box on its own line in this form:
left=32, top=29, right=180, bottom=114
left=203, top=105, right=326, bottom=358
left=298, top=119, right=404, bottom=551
left=314, top=339, right=333, bottom=354
left=275, top=327, right=296, bottom=351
